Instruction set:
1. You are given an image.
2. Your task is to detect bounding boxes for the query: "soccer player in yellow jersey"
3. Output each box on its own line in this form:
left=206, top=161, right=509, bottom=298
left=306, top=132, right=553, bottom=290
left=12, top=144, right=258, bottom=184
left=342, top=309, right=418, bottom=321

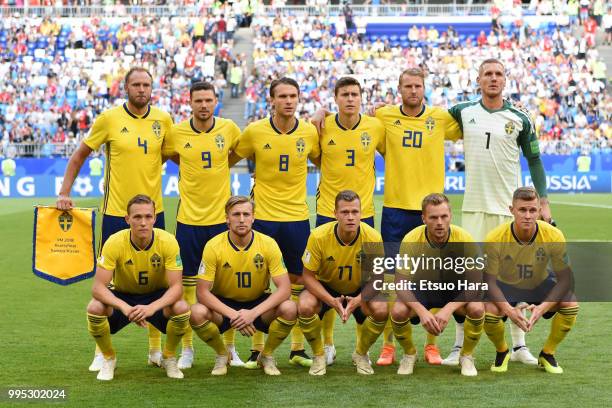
left=391, top=193, right=485, bottom=376
left=163, top=81, right=243, bottom=369
left=86, top=195, right=190, bottom=381
left=190, top=196, right=297, bottom=376
left=314, top=76, right=386, bottom=365
left=230, top=77, right=320, bottom=367
left=57, top=67, right=174, bottom=371
left=483, top=187, right=578, bottom=374
left=299, top=191, right=388, bottom=375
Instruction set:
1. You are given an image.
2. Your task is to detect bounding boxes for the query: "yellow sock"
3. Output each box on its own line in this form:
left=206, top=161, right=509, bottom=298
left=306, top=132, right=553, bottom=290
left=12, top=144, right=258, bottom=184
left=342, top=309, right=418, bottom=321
left=355, top=322, right=363, bottom=352
left=322, top=309, right=335, bottom=345
left=290, top=284, right=305, bottom=351
left=542, top=306, right=579, bottom=355
left=263, top=317, right=296, bottom=356
left=356, top=316, right=386, bottom=355
left=181, top=284, right=196, bottom=349
left=484, top=313, right=508, bottom=352
left=299, top=314, right=324, bottom=356
left=390, top=317, right=416, bottom=355
left=461, top=314, right=484, bottom=356
left=192, top=320, right=226, bottom=355
left=148, top=323, right=162, bottom=352
left=223, top=328, right=236, bottom=347
left=252, top=331, right=265, bottom=351
left=383, top=319, right=395, bottom=346
left=425, top=307, right=440, bottom=345
left=164, top=311, right=191, bottom=358
left=87, top=313, right=115, bottom=359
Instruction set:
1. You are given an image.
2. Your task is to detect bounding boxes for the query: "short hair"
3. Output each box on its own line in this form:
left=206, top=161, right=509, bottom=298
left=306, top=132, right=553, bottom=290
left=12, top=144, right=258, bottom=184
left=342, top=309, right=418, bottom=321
left=190, top=81, right=217, bottom=98
left=225, top=195, right=255, bottom=215
left=335, top=190, right=360, bottom=209
left=124, top=67, right=153, bottom=84
left=399, top=68, right=425, bottom=86
left=334, top=76, right=362, bottom=96
left=270, top=77, right=300, bottom=98
left=478, top=58, right=505, bottom=74
left=421, top=193, right=450, bottom=212
left=512, top=187, right=539, bottom=202
left=127, top=194, right=155, bottom=214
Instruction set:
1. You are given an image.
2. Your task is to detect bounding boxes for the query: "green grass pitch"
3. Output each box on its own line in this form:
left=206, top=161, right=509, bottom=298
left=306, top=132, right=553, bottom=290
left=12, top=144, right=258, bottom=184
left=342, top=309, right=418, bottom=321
left=2, top=194, right=611, bottom=407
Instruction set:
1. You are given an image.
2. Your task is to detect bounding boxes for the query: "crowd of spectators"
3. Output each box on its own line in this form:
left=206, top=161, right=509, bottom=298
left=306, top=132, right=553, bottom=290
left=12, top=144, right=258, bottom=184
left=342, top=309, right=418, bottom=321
left=243, top=0, right=610, bottom=155
left=0, top=0, right=255, bottom=157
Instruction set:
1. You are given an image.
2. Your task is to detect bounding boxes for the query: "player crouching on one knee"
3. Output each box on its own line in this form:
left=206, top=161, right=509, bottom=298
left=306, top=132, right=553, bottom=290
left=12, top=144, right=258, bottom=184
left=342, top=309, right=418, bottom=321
left=189, top=196, right=297, bottom=376
left=298, top=190, right=388, bottom=376
left=86, top=194, right=190, bottom=381
left=483, top=187, right=579, bottom=374
left=391, top=193, right=485, bottom=377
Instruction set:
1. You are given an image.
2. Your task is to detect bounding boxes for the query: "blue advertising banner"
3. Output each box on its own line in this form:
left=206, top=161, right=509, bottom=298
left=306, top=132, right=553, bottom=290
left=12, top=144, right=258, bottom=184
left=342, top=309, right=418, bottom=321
left=1, top=172, right=609, bottom=198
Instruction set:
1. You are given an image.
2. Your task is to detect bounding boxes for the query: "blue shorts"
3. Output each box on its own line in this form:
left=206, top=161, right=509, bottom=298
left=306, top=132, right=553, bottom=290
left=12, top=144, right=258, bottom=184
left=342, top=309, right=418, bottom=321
left=408, top=293, right=466, bottom=325
left=175, top=222, right=227, bottom=277
left=108, top=289, right=168, bottom=334
left=315, top=214, right=374, bottom=228
left=100, top=212, right=165, bottom=253
left=318, top=283, right=366, bottom=324
left=381, top=207, right=422, bottom=243
left=496, top=277, right=558, bottom=319
left=253, top=219, right=311, bottom=275
left=217, top=294, right=271, bottom=334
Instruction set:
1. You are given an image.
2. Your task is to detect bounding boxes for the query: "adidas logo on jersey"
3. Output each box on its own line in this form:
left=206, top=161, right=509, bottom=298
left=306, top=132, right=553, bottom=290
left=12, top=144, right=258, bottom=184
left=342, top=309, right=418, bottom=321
left=125, top=259, right=133, bottom=265
left=120, top=127, right=129, bottom=133
left=326, top=256, right=335, bottom=262
left=184, top=142, right=192, bottom=149
left=469, top=118, right=476, bottom=124
left=328, top=140, right=336, bottom=146
left=263, top=143, right=272, bottom=150
left=394, top=120, right=401, bottom=126
left=223, top=262, right=232, bottom=269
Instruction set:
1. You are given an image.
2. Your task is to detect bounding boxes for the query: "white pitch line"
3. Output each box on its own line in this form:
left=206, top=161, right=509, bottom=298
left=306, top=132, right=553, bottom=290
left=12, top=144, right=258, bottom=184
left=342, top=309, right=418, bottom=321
left=551, top=201, right=612, bottom=209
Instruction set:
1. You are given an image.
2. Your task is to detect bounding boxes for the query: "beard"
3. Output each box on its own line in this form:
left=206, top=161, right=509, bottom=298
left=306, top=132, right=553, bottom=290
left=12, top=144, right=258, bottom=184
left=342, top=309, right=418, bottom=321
left=128, top=94, right=151, bottom=109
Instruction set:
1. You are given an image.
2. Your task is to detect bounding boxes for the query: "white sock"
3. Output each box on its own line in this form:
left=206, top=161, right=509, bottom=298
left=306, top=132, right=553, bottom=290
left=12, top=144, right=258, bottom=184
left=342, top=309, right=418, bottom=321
left=454, top=322, right=464, bottom=348
left=510, top=305, right=527, bottom=349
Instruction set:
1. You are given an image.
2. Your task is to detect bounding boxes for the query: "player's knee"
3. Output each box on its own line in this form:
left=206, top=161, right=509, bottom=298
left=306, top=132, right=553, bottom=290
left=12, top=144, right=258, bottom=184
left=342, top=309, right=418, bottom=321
left=466, top=302, right=485, bottom=318
left=86, top=298, right=106, bottom=315
left=277, top=299, right=298, bottom=320
left=190, top=303, right=210, bottom=325
left=390, top=301, right=409, bottom=321
left=297, top=291, right=318, bottom=316
left=559, top=300, right=579, bottom=309
left=172, top=299, right=190, bottom=316
left=485, top=302, right=501, bottom=316
left=369, top=301, right=388, bottom=321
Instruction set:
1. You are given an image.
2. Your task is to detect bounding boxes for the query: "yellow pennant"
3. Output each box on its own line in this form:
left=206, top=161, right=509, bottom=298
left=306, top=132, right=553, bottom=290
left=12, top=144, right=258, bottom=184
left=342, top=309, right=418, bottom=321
left=33, top=206, right=96, bottom=285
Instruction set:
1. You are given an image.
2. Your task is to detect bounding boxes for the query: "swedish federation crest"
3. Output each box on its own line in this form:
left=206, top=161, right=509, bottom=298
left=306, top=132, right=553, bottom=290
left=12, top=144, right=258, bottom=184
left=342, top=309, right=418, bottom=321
left=151, top=253, right=162, bottom=268
left=215, top=134, right=225, bottom=152
left=296, top=138, right=306, bottom=157
left=505, top=121, right=516, bottom=135
left=58, top=211, right=73, bottom=232
left=425, top=116, right=435, bottom=132
left=254, top=253, right=265, bottom=270
left=152, top=120, right=161, bottom=138
left=356, top=250, right=366, bottom=265
left=360, top=132, right=371, bottom=151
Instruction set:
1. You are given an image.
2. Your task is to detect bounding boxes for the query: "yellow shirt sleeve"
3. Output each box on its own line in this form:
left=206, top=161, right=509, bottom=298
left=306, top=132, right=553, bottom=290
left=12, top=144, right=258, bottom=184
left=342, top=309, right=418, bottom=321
left=164, top=237, right=183, bottom=271
left=199, top=243, right=218, bottom=282
left=162, top=126, right=177, bottom=157
left=233, top=126, right=254, bottom=159
left=268, top=241, right=288, bottom=277
left=302, top=233, right=321, bottom=272
left=550, top=230, right=570, bottom=272
left=229, top=121, right=241, bottom=151
left=443, top=110, right=462, bottom=142
left=84, top=111, right=109, bottom=151
left=376, top=119, right=386, bottom=156
left=308, top=125, right=321, bottom=161
left=98, top=235, right=118, bottom=271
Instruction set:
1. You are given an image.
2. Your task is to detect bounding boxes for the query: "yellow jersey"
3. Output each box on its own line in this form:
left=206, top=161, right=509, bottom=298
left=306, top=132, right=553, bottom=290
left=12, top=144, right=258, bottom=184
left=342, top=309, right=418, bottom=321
left=302, top=221, right=383, bottom=294
left=98, top=228, right=182, bottom=294
left=376, top=105, right=461, bottom=211
left=317, top=114, right=385, bottom=218
left=84, top=103, right=173, bottom=216
left=233, top=117, right=321, bottom=221
left=398, top=224, right=478, bottom=280
left=165, top=117, right=241, bottom=226
left=485, top=221, right=568, bottom=289
left=198, top=231, right=287, bottom=302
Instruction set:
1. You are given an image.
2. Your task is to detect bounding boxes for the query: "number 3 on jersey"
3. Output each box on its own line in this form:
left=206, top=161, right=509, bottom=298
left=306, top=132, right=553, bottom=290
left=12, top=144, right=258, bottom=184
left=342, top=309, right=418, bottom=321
left=279, top=154, right=289, bottom=171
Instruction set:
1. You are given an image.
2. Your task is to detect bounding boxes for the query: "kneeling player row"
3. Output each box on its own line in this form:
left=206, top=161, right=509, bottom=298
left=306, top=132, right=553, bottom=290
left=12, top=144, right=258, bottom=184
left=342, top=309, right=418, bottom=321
left=86, top=189, right=577, bottom=380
